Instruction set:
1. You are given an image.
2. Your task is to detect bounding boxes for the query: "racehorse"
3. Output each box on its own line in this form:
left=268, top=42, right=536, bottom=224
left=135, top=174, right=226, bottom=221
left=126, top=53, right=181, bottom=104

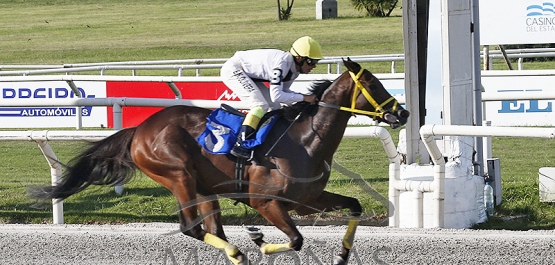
left=29, top=58, right=409, bottom=265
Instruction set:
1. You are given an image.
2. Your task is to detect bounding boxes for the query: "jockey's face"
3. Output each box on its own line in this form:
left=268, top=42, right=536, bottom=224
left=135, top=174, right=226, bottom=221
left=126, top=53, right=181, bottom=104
left=295, top=56, right=318, bottom=74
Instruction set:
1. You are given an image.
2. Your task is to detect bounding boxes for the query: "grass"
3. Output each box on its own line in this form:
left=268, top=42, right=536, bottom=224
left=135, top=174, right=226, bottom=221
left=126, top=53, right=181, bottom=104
left=0, top=135, right=393, bottom=225
left=474, top=137, right=555, bottom=230
left=0, top=0, right=554, bottom=229
left=2, top=130, right=555, bottom=229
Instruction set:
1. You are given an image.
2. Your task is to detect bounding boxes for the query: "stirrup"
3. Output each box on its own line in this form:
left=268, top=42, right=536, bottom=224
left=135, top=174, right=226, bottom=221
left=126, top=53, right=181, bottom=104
left=231, top=145, right=253, bottom=160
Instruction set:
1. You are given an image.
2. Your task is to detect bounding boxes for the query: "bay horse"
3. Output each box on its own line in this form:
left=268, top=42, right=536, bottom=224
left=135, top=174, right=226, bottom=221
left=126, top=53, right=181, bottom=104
left=29, top=58, right=408, bottom=265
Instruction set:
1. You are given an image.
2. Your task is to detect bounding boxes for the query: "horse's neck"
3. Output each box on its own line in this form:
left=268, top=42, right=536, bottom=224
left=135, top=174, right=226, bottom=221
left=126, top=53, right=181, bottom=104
left=301, top=77, right=355, bottom=157
left=304, top=107, right=352, bottom=158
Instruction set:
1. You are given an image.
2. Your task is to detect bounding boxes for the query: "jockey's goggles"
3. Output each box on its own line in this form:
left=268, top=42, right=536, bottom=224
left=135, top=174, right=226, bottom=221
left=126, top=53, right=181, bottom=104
left=305, top=57, right=319, bottom=66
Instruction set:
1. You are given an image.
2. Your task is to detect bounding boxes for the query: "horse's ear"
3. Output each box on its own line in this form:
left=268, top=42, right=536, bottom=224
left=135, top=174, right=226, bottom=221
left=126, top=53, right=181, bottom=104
left=342, top=57, right=361, bottom=73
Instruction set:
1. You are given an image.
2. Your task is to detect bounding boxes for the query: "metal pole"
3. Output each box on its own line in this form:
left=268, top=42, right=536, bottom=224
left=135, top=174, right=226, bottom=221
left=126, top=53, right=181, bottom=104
left=402, top=0, right=422, bottom=164
left=473, top=0, right=484, bottom=176
left=37, top=140, right=64, bottom=224
left=66, top=80, right=83, bottom=130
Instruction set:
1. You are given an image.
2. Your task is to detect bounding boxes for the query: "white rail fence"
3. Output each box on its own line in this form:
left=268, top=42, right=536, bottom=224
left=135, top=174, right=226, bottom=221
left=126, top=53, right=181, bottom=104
left=0, top=55, right=404, bottom=76
left=1, top=48, right=554, bottom=76
left=0, top=130, right=116, bottom=224
left=410, top=125, right=555, bottom=228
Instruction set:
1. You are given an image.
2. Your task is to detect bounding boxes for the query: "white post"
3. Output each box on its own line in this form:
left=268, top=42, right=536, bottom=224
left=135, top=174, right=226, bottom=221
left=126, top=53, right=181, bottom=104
left=112, top=103, right=124, bottom=195
left=413, top=189, right=423, bottom=228
left=66, top=80, right=83, bottom=130
left=112, top=103, right=123, bottom=130
left=483, top=46, right=490, bottom=70
left=483, top=121, right=492, bottom=163
left=36, top=140, right=64, bottom=224
left=402, top=0, right=423, bottom=164
left=389, top=163, right=400, bottom=227
left=441, top=0, right=474, bottom=127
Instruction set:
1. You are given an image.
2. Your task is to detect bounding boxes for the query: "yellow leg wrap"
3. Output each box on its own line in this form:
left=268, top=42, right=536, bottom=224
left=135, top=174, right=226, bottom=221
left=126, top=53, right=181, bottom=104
left=260, top=243, right=291, bottom=254
left=242, top=106, right=265, bottom=128
left=342, top=218, right=360, bottom=250
left=204, top=233, right=240, bottom=264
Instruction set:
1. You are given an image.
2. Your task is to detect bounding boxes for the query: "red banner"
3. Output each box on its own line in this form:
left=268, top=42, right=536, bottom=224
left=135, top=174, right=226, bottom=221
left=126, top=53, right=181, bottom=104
left=106, top=81, right=237, bottom=128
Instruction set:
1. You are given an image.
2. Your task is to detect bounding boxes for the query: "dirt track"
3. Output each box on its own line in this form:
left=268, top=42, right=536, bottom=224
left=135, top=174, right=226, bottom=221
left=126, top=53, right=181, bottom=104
left=1, top=223, right=555, bottom=264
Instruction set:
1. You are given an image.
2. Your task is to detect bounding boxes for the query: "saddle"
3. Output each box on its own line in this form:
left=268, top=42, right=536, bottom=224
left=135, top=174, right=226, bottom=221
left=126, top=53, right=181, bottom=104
left=196, top=104, right=277, bottom=156
left=196, top=104, right=278, bottom=197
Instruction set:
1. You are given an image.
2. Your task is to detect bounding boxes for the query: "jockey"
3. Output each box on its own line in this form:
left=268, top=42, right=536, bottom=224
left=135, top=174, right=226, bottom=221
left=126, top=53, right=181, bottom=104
left=220, top=36, right=322, bottom=159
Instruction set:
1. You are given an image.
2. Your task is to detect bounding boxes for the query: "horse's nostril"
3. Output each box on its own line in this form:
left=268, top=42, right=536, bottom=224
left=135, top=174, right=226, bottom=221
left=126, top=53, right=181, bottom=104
left=398, top=109, right=410, bottom=118
left=384, top=113, right=398, bottom=123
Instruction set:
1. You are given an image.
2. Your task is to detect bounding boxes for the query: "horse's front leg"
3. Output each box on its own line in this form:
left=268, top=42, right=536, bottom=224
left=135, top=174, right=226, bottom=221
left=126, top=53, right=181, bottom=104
left=295, top=191, right=362, bottom=265
left=249, top=199, right=303, bottom=254
left=197, top=193, right=227, bottom=240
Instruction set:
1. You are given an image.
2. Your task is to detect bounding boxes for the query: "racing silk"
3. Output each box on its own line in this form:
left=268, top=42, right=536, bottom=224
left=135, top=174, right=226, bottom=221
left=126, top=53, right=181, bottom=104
left=232, top=49, right=303, bottom=105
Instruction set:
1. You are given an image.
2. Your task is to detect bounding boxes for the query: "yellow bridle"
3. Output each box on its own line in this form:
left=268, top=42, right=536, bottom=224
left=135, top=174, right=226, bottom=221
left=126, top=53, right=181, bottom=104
left=320, top=69, right=399, bottom=120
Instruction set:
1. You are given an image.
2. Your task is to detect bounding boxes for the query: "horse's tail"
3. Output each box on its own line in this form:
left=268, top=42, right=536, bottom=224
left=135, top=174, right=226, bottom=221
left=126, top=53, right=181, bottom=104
left=28, top=128, right=138, bottom=202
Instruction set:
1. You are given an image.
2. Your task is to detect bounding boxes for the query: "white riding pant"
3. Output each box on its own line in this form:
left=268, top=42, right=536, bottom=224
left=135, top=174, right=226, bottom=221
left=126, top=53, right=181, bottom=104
left=220, top=58, right=281, bottom=112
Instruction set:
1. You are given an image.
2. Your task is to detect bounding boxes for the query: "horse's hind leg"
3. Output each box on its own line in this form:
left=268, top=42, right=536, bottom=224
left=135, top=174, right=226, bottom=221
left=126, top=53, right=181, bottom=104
left=250, top=200, right=303, bottom=254
left=294, top=191, right=362, bottom=265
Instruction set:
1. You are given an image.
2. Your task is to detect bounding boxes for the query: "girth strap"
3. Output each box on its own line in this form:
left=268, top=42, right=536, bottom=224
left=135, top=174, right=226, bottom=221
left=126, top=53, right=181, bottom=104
left=234, top=156, right=247, bottom=205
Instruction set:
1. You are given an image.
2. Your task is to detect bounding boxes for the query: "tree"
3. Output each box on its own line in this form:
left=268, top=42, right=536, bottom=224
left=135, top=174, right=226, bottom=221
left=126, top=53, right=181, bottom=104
left=351, top=0, right=399, bottom=17
left=277, top=0, right=294, bottom=21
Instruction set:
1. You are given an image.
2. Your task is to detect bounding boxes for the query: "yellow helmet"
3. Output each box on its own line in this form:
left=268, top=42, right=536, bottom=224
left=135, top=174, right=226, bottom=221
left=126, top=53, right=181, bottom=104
left=290, top=36, right=323, bottom=59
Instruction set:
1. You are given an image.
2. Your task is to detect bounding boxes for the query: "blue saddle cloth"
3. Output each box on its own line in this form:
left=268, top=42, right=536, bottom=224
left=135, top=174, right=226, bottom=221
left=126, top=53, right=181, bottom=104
left=196, top=107, right=277, bottom=155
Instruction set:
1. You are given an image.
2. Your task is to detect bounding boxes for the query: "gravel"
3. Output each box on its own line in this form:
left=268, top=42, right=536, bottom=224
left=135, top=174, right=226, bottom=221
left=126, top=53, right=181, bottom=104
left=1, top=223, right=555, bottom=264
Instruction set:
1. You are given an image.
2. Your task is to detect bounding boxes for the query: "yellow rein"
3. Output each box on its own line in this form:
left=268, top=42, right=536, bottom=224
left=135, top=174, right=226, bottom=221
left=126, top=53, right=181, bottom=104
left=333, top=69, right=399, bottom=120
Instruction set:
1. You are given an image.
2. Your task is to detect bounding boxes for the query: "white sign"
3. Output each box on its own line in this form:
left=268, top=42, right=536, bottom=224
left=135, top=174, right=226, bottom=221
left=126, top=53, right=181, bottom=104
left=0, top=81, right=107, bottom=128
left=480, top=0, right=555, bottom=45
left=482, top=72, right=554, bottom=126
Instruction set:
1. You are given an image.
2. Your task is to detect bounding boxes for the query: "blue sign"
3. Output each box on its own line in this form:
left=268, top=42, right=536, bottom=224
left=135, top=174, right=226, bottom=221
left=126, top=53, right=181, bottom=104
left=0, top=86, right=96, bottom=117
left=497, top=89, right=553, bottom=114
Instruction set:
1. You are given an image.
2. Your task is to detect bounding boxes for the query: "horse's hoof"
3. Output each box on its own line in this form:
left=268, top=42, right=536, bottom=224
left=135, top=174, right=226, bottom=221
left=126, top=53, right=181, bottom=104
left=333, top=255, right=346, bottom=265
left=234, top=253, right=250, bottom=265
left=245, top=226, right=263, bottom=241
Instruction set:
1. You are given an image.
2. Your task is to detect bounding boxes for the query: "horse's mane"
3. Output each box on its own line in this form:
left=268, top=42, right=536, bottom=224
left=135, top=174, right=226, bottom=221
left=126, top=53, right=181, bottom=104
left=278, top=80, right=333, bottom=121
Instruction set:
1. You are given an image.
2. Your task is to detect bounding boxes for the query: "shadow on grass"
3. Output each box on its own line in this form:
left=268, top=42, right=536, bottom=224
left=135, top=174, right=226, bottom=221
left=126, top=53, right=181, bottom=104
left=328, top=177, right=389, bottom=184
left=0, top=185, right=386, bottom=226
left=472, top=203, right=555, bottom=230
left=0, top=211, right=52, bottom=224
left=74, top=186, right=172, bottom=201
left=472, top=215, right=555, bottom=230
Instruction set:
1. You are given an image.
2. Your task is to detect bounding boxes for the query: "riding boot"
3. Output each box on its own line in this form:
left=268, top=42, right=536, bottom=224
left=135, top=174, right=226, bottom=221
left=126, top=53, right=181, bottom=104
left=231, top=125, right=256, bottom=159
left=231, top=106, right=265, bottom=160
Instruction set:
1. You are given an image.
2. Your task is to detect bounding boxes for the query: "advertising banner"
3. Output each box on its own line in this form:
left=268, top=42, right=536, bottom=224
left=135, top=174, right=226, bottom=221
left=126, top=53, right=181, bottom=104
left=481, top=72, right=554, bottom=126
left=480, top=1, right=555, bottom=45
left=1, top=73, right=554, bottom=128
left=0, top=81, right=107, bottom=128
left=105, top=81, right=236, bottom=128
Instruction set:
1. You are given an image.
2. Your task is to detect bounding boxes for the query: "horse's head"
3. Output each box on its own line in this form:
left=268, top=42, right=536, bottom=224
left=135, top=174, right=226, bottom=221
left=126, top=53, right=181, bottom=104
left=332, top=57, right=409, bottom=129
